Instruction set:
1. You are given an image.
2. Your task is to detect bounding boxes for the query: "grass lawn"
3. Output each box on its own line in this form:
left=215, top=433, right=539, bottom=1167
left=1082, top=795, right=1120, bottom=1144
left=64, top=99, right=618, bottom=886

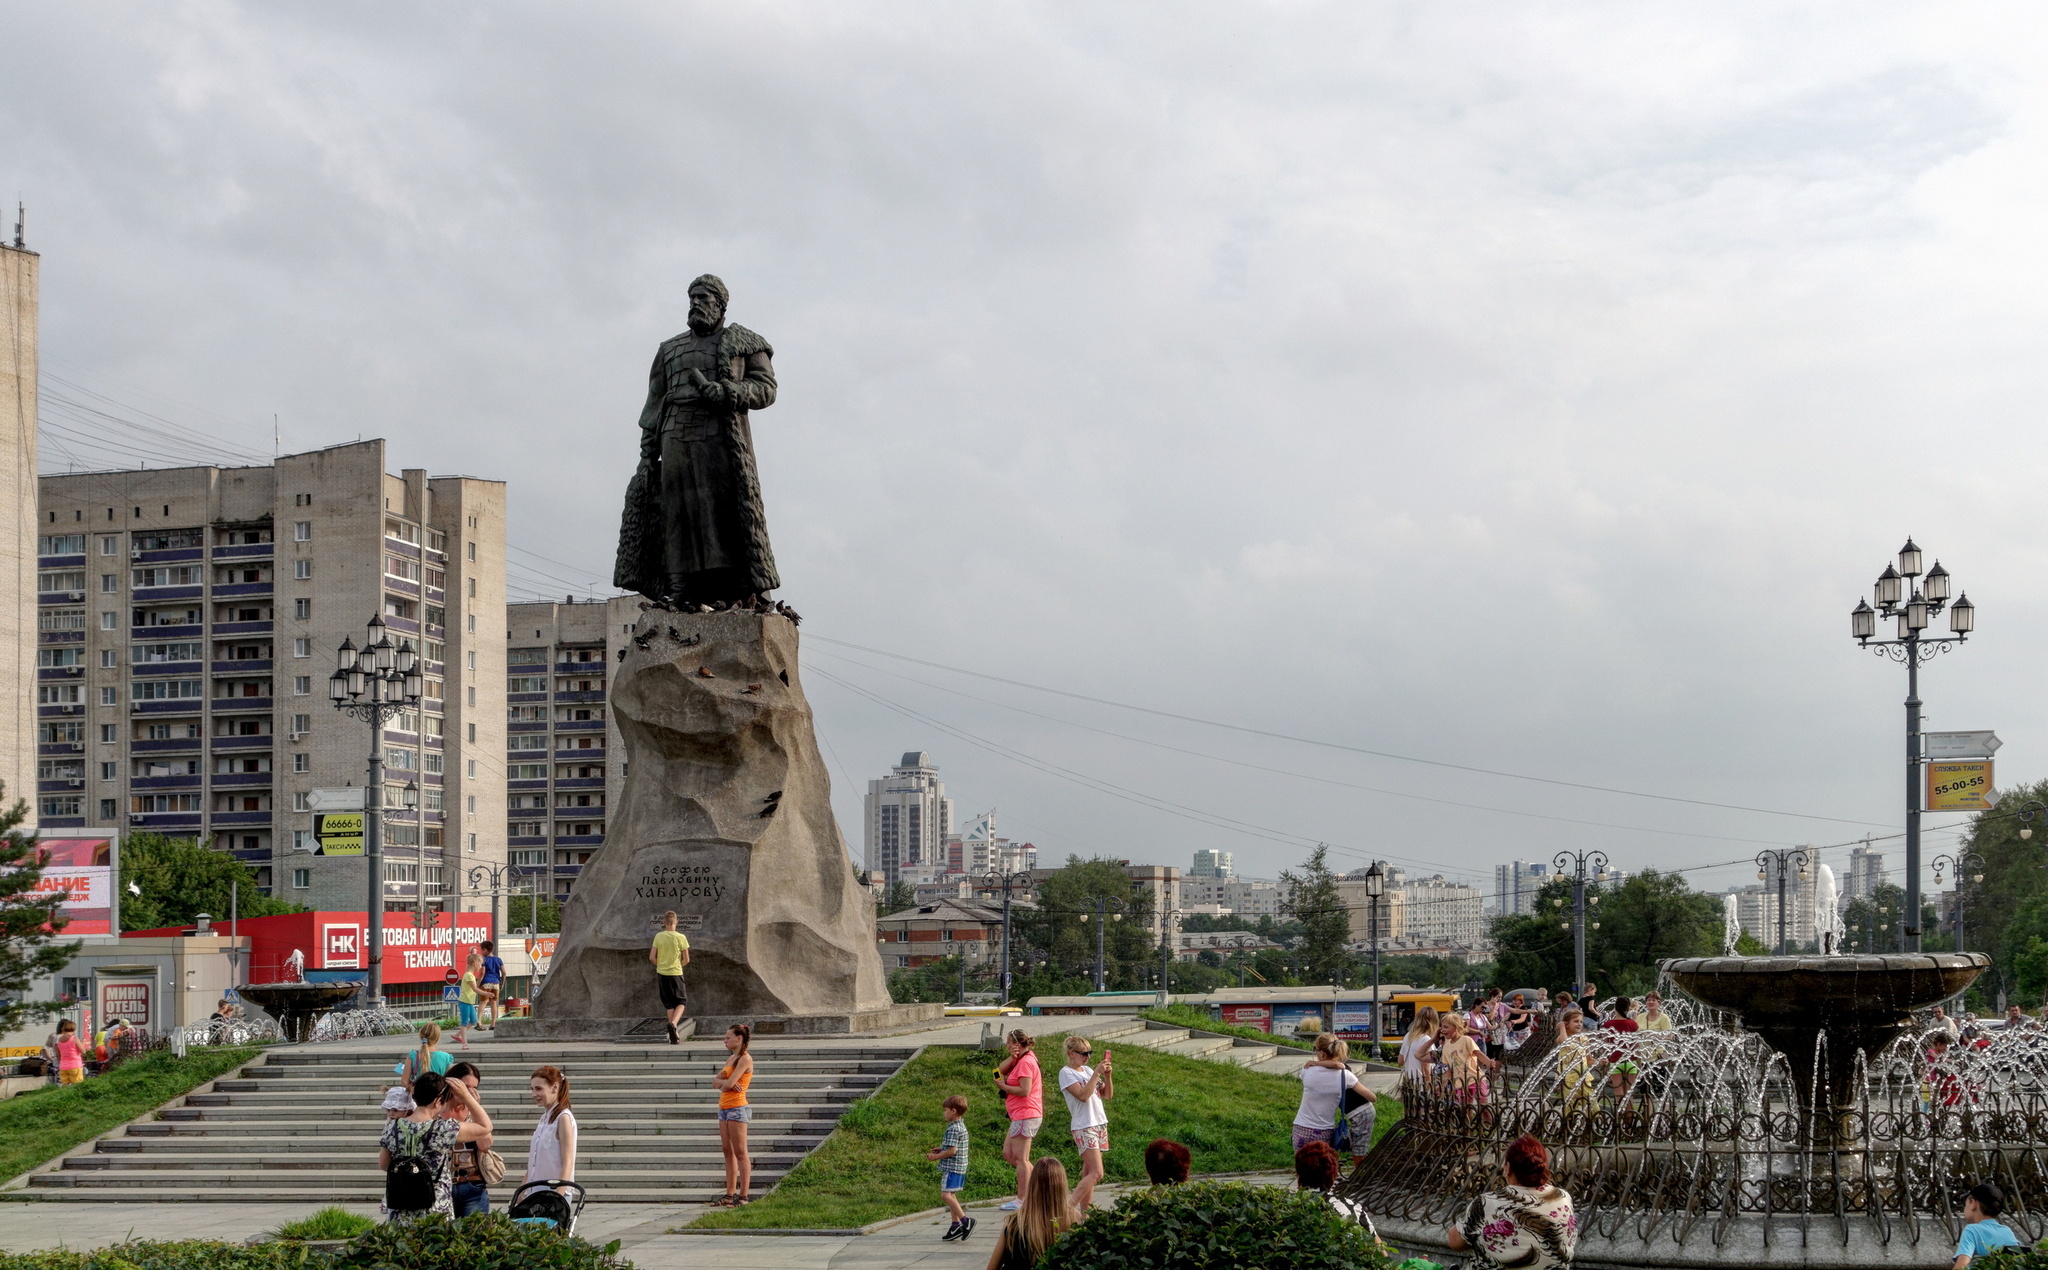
left=691, top=1032, right=1400, bottom=1230
left=0, top=1046, right=261, bottom=1185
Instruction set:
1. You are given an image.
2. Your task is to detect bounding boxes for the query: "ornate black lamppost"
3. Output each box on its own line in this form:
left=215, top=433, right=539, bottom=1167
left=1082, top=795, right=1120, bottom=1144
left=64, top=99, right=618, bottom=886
left=1931, top=848, right=1986, bottom=953
left=1755, top=847, right=1813, bottom=955
left=978, top=868, right=1035, bottom=1004
left=1363, top=861, right=1386, bottom=1042
left=1552, top=850, right=1609, bottom=996
left=327, top=615, right=423, bottom=1006
left=1851, top=538, right=1973, bottom=953
left=1082, top=896, right=1127, bottom=991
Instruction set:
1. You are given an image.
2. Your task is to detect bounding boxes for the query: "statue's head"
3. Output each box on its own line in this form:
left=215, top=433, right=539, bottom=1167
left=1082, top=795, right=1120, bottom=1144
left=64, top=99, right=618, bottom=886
left=687, top=274, right=729, bottom=336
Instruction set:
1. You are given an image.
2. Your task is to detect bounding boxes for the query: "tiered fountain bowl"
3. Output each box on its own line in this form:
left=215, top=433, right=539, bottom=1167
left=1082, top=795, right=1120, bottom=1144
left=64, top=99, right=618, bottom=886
left=236, top=981, right=364, bottom=1043
left=1346, top=952, right=2018, bottom=1268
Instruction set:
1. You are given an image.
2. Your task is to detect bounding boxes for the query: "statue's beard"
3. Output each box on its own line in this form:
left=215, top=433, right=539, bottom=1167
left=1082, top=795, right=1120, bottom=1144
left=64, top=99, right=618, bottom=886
left=688, top=303, right=722, bottom=335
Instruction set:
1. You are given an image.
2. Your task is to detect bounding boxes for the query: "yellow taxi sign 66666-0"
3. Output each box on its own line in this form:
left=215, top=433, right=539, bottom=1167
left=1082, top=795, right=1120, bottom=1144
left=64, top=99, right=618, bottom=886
left=314, top=812, right=366, bottom=856
left=1927, top=760, right=1994, bottom=811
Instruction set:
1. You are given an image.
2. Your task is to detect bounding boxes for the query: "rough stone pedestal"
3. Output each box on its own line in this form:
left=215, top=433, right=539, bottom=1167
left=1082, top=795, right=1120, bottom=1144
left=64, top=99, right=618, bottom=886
left=503, top=610, right=940, bottom=1041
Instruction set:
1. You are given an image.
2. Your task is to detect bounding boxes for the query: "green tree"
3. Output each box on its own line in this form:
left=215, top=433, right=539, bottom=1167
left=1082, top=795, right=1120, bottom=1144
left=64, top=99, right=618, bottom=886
left=506, top=895, right=562, bottom=934
left=1734, top=931, right=1769, bottom=956
left=1020, top=857, right=1155, bottom=991
left=1280, top=845, right=1350, bottom=985
left=1841, top=882, right=1941, bottom=955
left=0, top=788, right=83, bottom=1032
left=1489, top=871, right=1717, bottom=998
left=118, top=833, right=307, bottom=931
left=875, top=880, right=915, bottom=918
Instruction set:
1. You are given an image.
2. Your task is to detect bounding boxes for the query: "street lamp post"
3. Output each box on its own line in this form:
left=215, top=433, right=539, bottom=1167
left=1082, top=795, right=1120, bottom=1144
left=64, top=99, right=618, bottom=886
left=1551, top=850, right=1609, bottom=997
left=1227, top=934, right=1261, bottom=988
left=1931, top=849, right=1986, bottom=953
left=465, top=862, right=510, bottom=948
left=1364, top=861, right=1385, bottom=1044
left=1851, top=538, right=1973, bottom=953
left=327, top=615, right=423, bottom=1008
left=1755, top=848, right=1814, bottom=955
left=1082, top=897, right=1127, bottom=992
left=978, top=869, right=1034, bottom=1004
left=1156, top=908, right=1185, bottom=1006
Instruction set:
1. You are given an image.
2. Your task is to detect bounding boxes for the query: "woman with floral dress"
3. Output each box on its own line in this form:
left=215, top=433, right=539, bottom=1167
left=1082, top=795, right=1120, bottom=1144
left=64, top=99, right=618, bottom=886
left=378, top=1071, right=493, bottom=1222
left=1446, top=1134, right=1576, bottom=1268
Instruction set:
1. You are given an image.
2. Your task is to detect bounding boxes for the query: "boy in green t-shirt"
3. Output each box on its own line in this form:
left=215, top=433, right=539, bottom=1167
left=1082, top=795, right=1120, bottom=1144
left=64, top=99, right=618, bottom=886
left=649, top=910, right=692, bottom=1044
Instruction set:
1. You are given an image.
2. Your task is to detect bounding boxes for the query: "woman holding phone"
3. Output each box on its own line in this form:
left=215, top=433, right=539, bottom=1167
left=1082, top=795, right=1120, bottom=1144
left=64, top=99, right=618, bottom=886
left=1057, top=1035, right=1113, bottom=1214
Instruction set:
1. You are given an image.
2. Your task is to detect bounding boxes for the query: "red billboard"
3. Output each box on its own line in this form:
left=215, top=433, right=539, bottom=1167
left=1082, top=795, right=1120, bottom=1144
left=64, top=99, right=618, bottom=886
left=127, top=910, right=493, bottom=984
left=34, top=837, right=115, bottom=935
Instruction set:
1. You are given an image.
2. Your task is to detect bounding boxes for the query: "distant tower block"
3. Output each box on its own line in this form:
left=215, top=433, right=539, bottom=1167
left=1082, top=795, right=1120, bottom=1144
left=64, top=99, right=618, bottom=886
left=1, top=218, right=38, bottom=826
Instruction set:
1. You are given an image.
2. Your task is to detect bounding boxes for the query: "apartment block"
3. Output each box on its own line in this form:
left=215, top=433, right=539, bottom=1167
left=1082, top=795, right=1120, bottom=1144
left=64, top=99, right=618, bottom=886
left=1190, top=849, right=1233, bottom=878
left=1, top=234, right=38, bottom=823
left=1493, top=860, right=1551, bottom=917
left=504, top=596, right=639, bottom=905
left=36, top=441, right=507, bottom=913
left=864, top=751, right=955, bottom=884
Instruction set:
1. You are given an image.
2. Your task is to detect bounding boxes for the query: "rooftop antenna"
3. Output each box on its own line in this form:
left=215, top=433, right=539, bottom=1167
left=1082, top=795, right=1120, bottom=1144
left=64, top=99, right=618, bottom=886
left=12, top=202, right=22, bottom=249
left=273, top=414, right=279, bottom=461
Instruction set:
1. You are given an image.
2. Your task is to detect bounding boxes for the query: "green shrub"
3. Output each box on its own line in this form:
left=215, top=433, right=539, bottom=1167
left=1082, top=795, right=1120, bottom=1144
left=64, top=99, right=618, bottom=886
left=1039, top=1180, right=1389, bottom=1270
left=331, top=1213, right=629, bottom=1270
left=0, top=1242, right=323, bottom=1270
left=268, top=1207, right=374, bottom=1242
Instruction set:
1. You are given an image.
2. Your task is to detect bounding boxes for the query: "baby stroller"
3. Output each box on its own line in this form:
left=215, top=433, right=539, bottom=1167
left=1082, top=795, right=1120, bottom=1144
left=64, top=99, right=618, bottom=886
left=509, top=1181, right=586, bottom=1236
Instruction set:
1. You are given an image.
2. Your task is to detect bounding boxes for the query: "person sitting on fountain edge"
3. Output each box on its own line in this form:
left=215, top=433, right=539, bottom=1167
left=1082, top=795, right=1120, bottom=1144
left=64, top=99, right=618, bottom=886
left=1953, top=1182, right=2018, bottom=1268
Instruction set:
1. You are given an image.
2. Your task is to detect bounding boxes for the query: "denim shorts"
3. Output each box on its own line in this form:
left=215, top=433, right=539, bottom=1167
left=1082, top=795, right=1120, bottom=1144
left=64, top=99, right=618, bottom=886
left=718, top=1106, right=752, bottom=1122
left=941, top=1171, right=966, bottom=1193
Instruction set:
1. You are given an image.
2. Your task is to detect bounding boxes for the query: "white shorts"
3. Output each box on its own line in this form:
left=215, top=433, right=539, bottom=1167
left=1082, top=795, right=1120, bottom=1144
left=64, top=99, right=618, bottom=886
left=1007, top=1117, right=1042, bottom=1138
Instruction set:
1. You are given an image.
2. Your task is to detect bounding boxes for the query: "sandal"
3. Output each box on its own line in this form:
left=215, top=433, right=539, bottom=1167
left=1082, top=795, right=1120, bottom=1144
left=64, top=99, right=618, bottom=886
left=711, top=1194, right=736, bottom=1208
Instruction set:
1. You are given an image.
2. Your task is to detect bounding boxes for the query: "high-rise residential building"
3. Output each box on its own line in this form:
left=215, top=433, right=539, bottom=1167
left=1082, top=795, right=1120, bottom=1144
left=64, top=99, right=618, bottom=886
left=1732, top=856, right=1820, bottom=949
left=864, top=751, right=954, bottom=884
left=2, top=225, right=38, bottom=824
left=1494, top=860, right=1551, bottom=916
left=37, top=442, right=506, bottom=910
left=1391, top=873, right=1486, bottom=950
left=503, top=596, right=639, bottom=906
left=1335, top=870, right=1408, bottom=942
left=1190, top=849, right=1233, bottom=879
left=942, top=809, right=1036, bottom=877
left=1180, top=874, right=1290, bottom=919
left=1843, top=845, right=1886, bottom=902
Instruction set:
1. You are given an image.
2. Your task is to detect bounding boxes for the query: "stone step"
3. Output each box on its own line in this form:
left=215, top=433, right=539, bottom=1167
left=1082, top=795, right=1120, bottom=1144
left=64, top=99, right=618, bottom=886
left=1212, top=1044, right=1280, bottom=1067
left=158, top=1104, right=853, bottom=1125
left=1116, top=1028, right=1189, bottom=1050
left=260, top=1047, right=914, bottom=1066
left=123, top=1122, right=834, bottom=1142
left=220, top=1073, right=887, bottom=1095
left=1158, top=1036, right=1237, bottom=1060
left=1251, top=1052, right=1313, bottom=1076
left=202, top=1078, right=881, bottom=1101
left=37, top=1164, right=787, bottom=1187
left=75, top=1148, right=812, bottom=1169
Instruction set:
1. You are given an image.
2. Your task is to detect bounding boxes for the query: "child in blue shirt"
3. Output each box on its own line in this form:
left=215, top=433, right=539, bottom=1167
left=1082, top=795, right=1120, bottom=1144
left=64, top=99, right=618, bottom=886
left=1954, top=1182, right=2019, bottom=1269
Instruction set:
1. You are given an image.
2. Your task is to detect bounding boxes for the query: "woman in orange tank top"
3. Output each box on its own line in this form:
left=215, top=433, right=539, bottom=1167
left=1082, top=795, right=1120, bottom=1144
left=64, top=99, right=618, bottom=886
left=712, top=1024, right=754, bottom=1206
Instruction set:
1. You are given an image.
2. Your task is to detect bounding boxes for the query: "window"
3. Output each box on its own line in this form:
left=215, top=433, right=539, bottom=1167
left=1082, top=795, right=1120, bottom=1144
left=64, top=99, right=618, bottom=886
left=99, top=649, right=117, bottom=668
left=425, top=568, right=445, bottom=590
left=291, top=869, right=311, bottom=890
left=389, top=709, right=420, bottom=735
left=509, top=648, right=546, bottom=666
left=132, top=794, right=202, bottom=813
left=424, top=752, right=444, bottom=774
left=132, top=641, right=202, bottom=663
left=507, top=676, right=546, bottom=693
left=386, top=747, right=418, bottom=771
left=466, top=795, right=477, bottom=813
left=510, top=848, right=547, bottom=866
left=39, top=608, right=85, bottom=632
left=385, top=555, right=422, bottom=582
left=422, top=678, right=444, bottom=701
left=37, top=647, right=83, bottom=668
left=294, top=598, right=311, bottom=620
left=424, top=789, right=443, bottom=812
left=100, top=798, right=117, bottom=820
left=466, top=578, right=477, bottom=598
left=294, top=493, right=311, bottom=507
left=464, top=614, right=476, bottom=633
left=466, top=542, right=476, bottom=561
left=510, top=822, right=546, bottom=838
left=423, top=604, right=445, bottom=628
left=38, top=570, right=85, bottom=594
left=292, top=559, right=312, bottom=581
left=99, top=611, right=117, bottom=630
left=386, top=825, right=419, bottom=847
left=134, top=679, right=204, bottom=700
left=98, top=724, right=117, bottom=743
left=466, top=687, right=477, bottom=706
left=424, top=641, right=445, bottom=664
left=292, top=638, right=310, bottom=658
left=423, top=716, right=444, bottom=738
left=466, top=723, right=477, bottom=742
left=38, top=684, right=82, bottom=705
left=384, top=519, right=421, bottom=545
left=292, top=753, right=309, bottom=773
left=466, top=651, right=477, bottom=670
left=384, top=596, right=416, bottom=620
left=293, top=521, right=311, bottom=541
left=135, top=757, right=199, bottom=777
left=98, top=762, right=115, bottom=780
left=100, top=574, right=117, bottom=592
left=293, top=676, right=311, bottom=695
left=132, top=566, right=203, bottom=587
left=383, top=862, right=418, bottom=883
left=293, top=829, right=312, bottom=851
left=37, top=760, right=82, bottom=780
left=99, top=536, right=118, bottom=556
left=429, top=530, right=447, bottom=551
left=39, top=722, right=83, bottom=747
left=467, top=759, right=479, bottom=776
left=59, top=976, right=92, bottom=1001
left=466, top=833, right=477, bottom=855
left=99, top=687, right=118, bottom=706
left=291, top=792, right=310, bottom=811
left=37, top=534, right=86, bottom=555
left=509, top=705, right=548, bottom=723
left=290, top=714, right=311, bottom=736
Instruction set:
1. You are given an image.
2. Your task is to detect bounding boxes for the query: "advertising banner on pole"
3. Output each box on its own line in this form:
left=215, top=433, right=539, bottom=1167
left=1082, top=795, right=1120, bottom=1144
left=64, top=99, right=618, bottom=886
left=1926, top=731, right=2002, bottom=760
left=1928, top=760, right=1995, bottom=811
left=33, top=838, right=115, bottom=934
left=314, top=813, right=365, bottom=856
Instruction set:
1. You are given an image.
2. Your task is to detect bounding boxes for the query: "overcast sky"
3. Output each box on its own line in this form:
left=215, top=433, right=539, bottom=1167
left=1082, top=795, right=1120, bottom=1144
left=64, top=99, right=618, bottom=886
left=8, top=3, right=2048, bottom=898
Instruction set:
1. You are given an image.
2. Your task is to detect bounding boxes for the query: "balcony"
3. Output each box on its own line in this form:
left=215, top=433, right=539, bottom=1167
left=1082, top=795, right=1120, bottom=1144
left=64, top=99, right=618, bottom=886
left=554, top=662, right=605, bottom=674
left=39, top=631, right=85, bottom=644
left=508, top=692, right=547, bottom=704
left=213, top=582, right=273, bottom=598
left=210, top=734, right=274, bottom=750
left=36, top=778, right=85, bottom=793
left=385, top=577, right=420, bottom=597
left=211, top=660, right=273, bottom=674
left=132, top=623, right=202, bottom=638
left=133, top=547, right=203, bottom=564
left=213, top=697, right=273, bottom=714
left=38, top=591, right=86, bottom=605
left=553, top=834, right=604, bottom=847
left=553, top=690, right=605, bottom=703
left=554, top=745, right=605, bottom=760
left=554, top=719, right=605, bottom=732
left=554, top=777, right=606, bottom=790
left=211, top=620, right=272, bottom=636
left=131, top=774, right=202, bottom=791
left=211, top=543, right=273, bottom=560
left=133, top=737, right=202, bottom=753
left=133, top=661, right=203, bottom=676
left=37, top=667, right=83, bottom=679
left=36, top=704, right=84, bottom=717
left=509, top=779, right=547, bottom=792
left=384, top=538, right=423, bottom=559
left=211, top=810, right=273, bottom=827
left=37, top=554, right=86, bottom=568
left=131, top=700, right=204, bottom=714
left=128, top=813, right=203, bottom=829
left=549, top=864, right=584, bottom=877
left=37, top=743, right=84, bottom=755
left=211, top=772, right=273, bottom=788
left=132, top=585, right=204, bottom=602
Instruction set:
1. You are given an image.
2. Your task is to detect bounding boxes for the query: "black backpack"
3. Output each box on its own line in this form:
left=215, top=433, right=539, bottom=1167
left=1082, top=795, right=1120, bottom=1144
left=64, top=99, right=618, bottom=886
left=385, top=1122, right=438, bottom=1212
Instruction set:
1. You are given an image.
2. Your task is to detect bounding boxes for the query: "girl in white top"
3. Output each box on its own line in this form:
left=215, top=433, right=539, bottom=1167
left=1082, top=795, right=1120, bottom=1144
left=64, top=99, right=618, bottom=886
left=523, top=1065, right=577, bottom=1188
left=1399, top=1006, right=1441, bottom=1087
left=1057, top=1035, right=1113, bottom=1214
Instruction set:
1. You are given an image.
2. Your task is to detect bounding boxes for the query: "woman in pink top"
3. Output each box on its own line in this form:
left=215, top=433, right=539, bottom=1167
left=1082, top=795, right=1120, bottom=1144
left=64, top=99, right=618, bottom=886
left=992, top=1030, right=1043, bottom=1212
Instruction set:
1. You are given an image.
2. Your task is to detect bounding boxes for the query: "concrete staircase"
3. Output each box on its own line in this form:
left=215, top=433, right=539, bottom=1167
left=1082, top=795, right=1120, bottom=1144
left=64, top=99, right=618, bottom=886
left=1068, top=1017, right=1403, bottom=1088
left=23, top=1040, right=917, bottom=1204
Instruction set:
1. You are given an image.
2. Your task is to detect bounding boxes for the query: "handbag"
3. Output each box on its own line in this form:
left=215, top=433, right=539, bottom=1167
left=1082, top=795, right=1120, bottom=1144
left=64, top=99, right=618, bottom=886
left=478, top=1148, right=507, bottom=1186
